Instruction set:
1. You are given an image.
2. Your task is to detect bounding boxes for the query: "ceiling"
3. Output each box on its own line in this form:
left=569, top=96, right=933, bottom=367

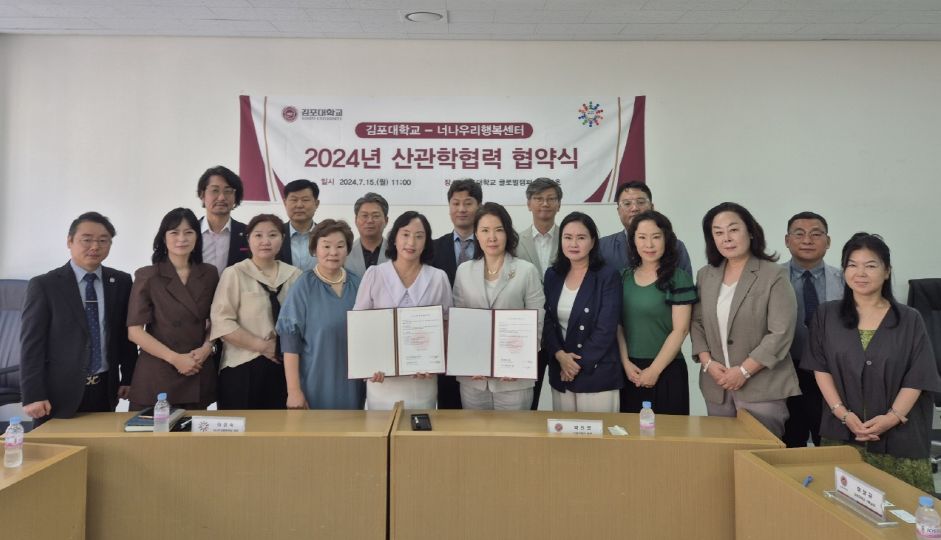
left=2, top=0, right=941, bottom=41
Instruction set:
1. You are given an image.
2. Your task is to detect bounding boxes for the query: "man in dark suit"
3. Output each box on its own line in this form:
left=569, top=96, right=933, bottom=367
left=430, top=179, right=483, bottom=409
left=197, top=165, right=250, bottom=275
left=21, top=212, right=138, bottom=427
left=277, top=179, right=320, bottom=270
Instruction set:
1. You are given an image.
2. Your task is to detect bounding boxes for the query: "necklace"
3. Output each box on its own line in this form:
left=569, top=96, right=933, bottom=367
left=487, top=267, right=499, bottom=275
left=314, top=266, right=346, bottom=285
left=253, top=261, right=277, bottom=279
left=858, top=302, right=888, bottom=319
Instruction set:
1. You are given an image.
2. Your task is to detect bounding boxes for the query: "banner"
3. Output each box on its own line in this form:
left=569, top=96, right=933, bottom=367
left=239, top=96, right=645, bottom=205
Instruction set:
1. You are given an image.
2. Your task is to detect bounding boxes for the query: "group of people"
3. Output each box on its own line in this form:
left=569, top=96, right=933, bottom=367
left=18, top=167, right=940, bottom=492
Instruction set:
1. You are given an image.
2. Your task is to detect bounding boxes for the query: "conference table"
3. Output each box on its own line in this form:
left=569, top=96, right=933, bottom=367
left=735, top=446, right=940, bottom=540
left=0, top=442, right=87, bottom=539
left=390, top=408, right=783, bottom=540
left=26, top=408, right=396, bottom=540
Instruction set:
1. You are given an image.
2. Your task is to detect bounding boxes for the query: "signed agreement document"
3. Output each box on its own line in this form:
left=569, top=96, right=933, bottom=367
left=347, top=306, right=445, bottom=379
left=446, top=307, right=538, bottom=379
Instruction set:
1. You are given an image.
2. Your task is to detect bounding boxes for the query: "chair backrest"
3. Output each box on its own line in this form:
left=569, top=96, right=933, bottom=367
left=908, top=278, right=941, bottom=406
left=0, top=279, right=29, bottom=390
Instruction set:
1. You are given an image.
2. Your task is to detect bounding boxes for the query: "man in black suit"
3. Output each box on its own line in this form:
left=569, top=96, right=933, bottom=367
left=197, top=165, right=250, bottom=275
left=430, top=179, right=483, bottom=409
left=21, top=212, right=138, bottom=427
left=277, top=179, right=320, bottom=269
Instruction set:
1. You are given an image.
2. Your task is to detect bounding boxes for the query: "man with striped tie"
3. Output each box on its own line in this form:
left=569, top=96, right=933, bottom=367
left=20, top=212, right=138, bottom=427
left=781, top=211, right=844, bottom=448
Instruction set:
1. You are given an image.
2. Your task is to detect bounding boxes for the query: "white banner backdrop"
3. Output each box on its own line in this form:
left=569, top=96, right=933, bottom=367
left=239, top=96, right=645, bottom=205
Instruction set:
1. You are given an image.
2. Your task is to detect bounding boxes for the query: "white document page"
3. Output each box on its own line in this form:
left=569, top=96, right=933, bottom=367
left=396, top=305, right=446, bottom=375
left=347, top=309, right=397, bottom=379
left=446, top=308, right=494, bottom=377
left=492, top=309, right=538, bottom=379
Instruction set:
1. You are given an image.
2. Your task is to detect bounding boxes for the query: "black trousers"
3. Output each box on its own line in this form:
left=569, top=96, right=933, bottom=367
left=217, top=356, right=288, bottom=410
left=437, top=375, right=463, bottom=409
left=782, top=359, right=823, bottom=448
left=530, top=349, right=551, bottom=410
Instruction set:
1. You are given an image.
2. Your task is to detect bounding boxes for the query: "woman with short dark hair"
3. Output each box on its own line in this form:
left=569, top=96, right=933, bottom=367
left=127, top=208, right=220, bottom=410
left=277, top=219, right=365, bottom=410
left=690, top=202, right=799, bottom=437
left=802, top=233, right=941, bottom=492
left=452, top=203, right=545, bottom=410
left=353, top=211, right=452, bottom=410
left=210, top=214, right=302, bottom=409
left=543, top=212, right=623, bottom=412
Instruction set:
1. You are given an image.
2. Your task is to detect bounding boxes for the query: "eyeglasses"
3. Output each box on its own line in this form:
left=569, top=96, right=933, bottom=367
left=788, top=230, right=827, bottom=240
left=618, top=198, right=649, bottom=208
left=206, top=187, right=236, bottom=198
left=530, top=196, right=559, bottom=205
left=76, top=238, right=112, bottom=247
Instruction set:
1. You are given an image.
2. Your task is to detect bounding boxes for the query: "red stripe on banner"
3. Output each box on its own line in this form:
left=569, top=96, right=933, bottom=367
left=584, top=170, right=611, bottom=203
left=273, top=169, right=285, bottom=199
left=616, top=96, right=646, bottom=188
left=239, top=95, right=270, bottom=202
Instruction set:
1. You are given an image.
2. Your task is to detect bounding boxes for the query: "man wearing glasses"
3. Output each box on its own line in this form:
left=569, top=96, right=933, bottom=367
left=781, top=211, right=843, bottom=448
left=197, top=165, right=250, bottom=276
left=21, top=212, right=138, bottom=427
left=516, top=178, right=562, bottom=410
left=599, top=181, right=692, bottom=275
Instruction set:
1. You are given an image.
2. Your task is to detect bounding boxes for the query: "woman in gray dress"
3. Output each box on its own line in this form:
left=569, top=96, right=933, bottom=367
left=802, top=233, right=941, bottom=492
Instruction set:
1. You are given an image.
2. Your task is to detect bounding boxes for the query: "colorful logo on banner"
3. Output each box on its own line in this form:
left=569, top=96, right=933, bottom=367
left=239, top=96, right=645, bottom=205
left=578, top=102, right=604, bottom=127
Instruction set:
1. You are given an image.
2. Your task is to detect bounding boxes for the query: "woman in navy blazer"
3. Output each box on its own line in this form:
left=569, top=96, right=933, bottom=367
left=543, top=212, right=624, bottom=413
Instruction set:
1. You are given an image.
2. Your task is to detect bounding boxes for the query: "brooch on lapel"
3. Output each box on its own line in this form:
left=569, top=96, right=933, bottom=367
left=109, top=277, right=115, bottom=283
left=508, top=270, right=515, bottom=280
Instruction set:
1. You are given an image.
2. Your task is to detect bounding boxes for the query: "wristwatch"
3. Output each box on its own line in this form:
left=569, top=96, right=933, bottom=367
left=739, top=365, right=751, bottom=379
left=702, top=359, right=714, bottom=373
left=205, top=341, right=218, bottom=355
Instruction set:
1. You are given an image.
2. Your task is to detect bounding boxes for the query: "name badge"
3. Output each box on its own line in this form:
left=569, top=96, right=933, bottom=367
left=835, top=467, right=886, bottom=520
left=192, top=416, right=246, bottom=433
left=547, top=419, right=603, bottom=435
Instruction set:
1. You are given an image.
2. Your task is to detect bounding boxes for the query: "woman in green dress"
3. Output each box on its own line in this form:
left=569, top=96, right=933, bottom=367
left=802, top=233, right=941, bottom=492
left=618, top=210, right=698, bottom=414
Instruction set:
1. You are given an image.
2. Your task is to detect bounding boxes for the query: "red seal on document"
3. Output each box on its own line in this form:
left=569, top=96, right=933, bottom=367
left=410, top=331, right=430, bottom=350
left=507, top=336, right=523, bottom=353
left=554, top=423, right=563, bottom=432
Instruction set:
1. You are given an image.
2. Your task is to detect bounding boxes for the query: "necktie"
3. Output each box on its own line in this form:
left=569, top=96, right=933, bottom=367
left=257, top=280, right=285, bottom=359
left=802, top=270, right=819, bottom=327
left=83, top=273, right=102, bottom=374
left=458, top=238, right=472, bottom=265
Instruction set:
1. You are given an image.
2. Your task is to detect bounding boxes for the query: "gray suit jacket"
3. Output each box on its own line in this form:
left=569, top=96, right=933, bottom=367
left=452, top=253, right=546, bottom=393
left=515, top=224, right=558, bottom=283
left=783, top=260, right=844, bottom=360
left=346, top=238, right=388, bottom=279
left=690, top=256, right=801, bottom=404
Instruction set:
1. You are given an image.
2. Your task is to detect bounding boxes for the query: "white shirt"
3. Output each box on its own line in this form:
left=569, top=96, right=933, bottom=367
left=717, top=282, right=737, bottom=369
left=201, top=217, right=232, bottom=277
left=532, top=224, right=556, bottom=273
left=557, top=284, right=578, bottom=340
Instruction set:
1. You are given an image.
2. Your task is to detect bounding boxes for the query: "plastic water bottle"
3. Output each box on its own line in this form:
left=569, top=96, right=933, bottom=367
left=916, top=496, right=941, bottom=539
left=640, top=401, right=655, bottom=436
left=154, top=393, right=170, bottom=433
left=4, top=417, right=24, bottom=467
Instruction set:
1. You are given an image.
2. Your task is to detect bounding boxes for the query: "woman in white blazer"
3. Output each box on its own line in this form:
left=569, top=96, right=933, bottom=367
left=452, top=203, right=546, bottom=410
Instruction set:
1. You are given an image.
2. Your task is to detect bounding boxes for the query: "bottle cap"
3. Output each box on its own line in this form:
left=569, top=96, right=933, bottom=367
left=920, top=496, right=934, bottom=507
left=157, top=393, right=167, bottom=400
left=9, top=417, right=20, bottom=424
left=642, top=401, right=651, bottom=408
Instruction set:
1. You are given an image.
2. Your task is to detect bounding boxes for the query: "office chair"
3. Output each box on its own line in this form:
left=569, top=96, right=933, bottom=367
left=0, top=279, right=28, bottom=408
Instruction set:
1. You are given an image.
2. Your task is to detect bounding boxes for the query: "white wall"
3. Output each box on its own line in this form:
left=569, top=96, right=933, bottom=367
left=2, top=35, right=940, bottom=416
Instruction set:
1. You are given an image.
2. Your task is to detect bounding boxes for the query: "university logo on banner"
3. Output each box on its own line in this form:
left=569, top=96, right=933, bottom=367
left=239, top=96, right=645, bottom=205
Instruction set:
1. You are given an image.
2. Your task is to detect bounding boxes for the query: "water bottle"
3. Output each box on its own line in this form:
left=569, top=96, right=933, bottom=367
left=640, top=401, right=655, bottom=436
left=4, top=417, right=24, bottom=467
left=916, top=496, right=941, bottom=539
left=154, top=393, right=170, bottom=433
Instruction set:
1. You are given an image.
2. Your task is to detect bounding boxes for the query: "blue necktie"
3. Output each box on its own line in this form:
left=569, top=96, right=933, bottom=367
left=802, top=270, right=819, bottom=327
left=83, top=273, right=102, bottom=374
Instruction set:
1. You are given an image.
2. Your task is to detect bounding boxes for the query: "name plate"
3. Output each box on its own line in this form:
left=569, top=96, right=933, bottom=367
left=835, top=467, right=886, bottom=520
left=547, top=419, right=603, bottom=435
left=192, top=416, right=246, bottom=433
